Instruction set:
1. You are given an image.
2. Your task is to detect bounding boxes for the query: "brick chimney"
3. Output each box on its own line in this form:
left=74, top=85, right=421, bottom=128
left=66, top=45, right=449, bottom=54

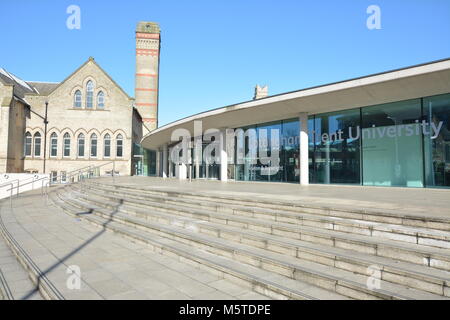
left=253, top=85, right=268, bottom=100
left=135, top=22, right=161, bottom=133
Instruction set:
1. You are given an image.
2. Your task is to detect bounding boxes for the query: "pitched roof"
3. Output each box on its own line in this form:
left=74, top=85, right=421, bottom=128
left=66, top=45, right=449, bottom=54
left=48, top=57, right=132, bottom=100
left=27, top=81, right=60, bottom=95
left=1, top=57, right=131, bottom=100
left=0, top=68, right=37, bottom=99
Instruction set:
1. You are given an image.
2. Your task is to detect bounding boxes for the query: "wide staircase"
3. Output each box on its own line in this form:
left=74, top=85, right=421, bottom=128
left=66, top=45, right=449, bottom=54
left=50, top=180, right=450, bottom=300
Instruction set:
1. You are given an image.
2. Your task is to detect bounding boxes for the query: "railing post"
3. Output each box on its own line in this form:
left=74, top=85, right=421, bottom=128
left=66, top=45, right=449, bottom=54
left=112, top=161, right=115, bottom=184
left=9, top=183, right=13, bottom=208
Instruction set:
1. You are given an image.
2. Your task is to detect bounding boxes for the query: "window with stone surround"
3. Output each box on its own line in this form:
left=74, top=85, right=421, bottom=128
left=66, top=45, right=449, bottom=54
left=74, top=90, right=82, bottom=108
left=104, top=134, right=111, bottom=158
left=86, top=81, right=94, bottom=108
left=97, top=91, right=105, bottom=109
left=116, top=134, right=123, bottom=157
left=24, top=132, right=32, bottom=156
left=78, top=133, right=85, bottom=157
left=34, top=132, right=41, bottom=157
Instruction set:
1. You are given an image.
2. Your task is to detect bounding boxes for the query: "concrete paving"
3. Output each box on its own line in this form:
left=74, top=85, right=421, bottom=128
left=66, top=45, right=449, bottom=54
left=0, top=237, right=43, bottom=300
left=0, top=189, right=268, bottom=300
left=97, top=176, right=450, bottom=219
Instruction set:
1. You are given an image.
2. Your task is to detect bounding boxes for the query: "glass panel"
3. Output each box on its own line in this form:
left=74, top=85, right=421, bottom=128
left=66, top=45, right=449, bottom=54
left=143, top=149, right=157, bottom=176
left=86, top=81, right=94, bottom=108
left=241, top=126, right=257, bottom=181
left=97, top=91, right=105, bottom=109
left=312, top=109, right=361, bottom=184
left=91, top=137, right=97, bottom=157
left=117, top=140, right=123, bottom=157
left=423, top=93, right=450, bottom=187
left=255, top=121, right=281, bottom=182
left=104, top=135, right=111, bottom=157
left=51, top=137, right=57, bottom=157
left=34, top=134, right=41, bottom=156
left=64, top=134, right=70, bottom=157
left=361, top=99, right=423, bottom=187
left=24, top=134, right=32, bottom=156
left=74, top=91, right=82, bottom=108
left=78, top=135, right=85, bottom=157
left=281, top=119, right=300, bottom=182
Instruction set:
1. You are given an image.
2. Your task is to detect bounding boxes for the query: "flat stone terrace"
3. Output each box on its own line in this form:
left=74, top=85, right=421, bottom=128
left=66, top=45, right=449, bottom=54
left=0, top=188, right=267, bottom=300
left=96, top=177, right=450, bottom=220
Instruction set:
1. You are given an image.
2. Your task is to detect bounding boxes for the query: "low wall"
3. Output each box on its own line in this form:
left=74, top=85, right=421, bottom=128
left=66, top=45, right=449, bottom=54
left=0, top=173, right=49, bottom=200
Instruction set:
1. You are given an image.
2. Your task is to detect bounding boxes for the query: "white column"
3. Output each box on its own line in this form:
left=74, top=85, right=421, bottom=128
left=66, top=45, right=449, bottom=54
left=299, top=113, right=309, bottom=185
left=168, top=147, right=173, bottom=178
left=193, top=138, right=200, bottom=179
left=162, top=144, right=168, bottom=178
left=220, top=128, right=228, bottom=182
left=195, top=148, right=200, bottom=179
left=179, top=163, right=187, bottom=180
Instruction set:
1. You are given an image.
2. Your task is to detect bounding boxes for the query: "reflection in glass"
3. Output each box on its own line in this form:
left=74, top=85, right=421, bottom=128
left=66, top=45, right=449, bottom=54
left=310, top=109, right=361, bottom=184
left=423, top=93, right=450, bottom=187
left=361, top=99, right=423, bottom=187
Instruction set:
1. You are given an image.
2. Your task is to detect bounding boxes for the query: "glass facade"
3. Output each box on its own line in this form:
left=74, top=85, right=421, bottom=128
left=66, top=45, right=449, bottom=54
left=310, top=109, right=361, bottom=184
left=361, top=99, right=423, bottom=187
left=228, top=92, right=450, bottom=188
left=133, top=143, right=157, bottom=176
left=423, top=94, right=450, bottom=187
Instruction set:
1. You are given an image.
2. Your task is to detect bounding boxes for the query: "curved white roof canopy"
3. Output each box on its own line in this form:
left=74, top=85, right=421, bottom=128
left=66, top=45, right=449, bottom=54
left=142, top=58, right=450, bottom=150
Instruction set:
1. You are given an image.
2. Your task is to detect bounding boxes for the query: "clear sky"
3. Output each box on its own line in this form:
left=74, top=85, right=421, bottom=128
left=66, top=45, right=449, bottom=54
left=1, top=0, right=449, bottom=126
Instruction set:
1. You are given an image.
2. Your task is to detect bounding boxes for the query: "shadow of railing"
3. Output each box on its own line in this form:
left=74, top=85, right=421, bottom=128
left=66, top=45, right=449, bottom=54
left=20, top=186, right=123, bottom=300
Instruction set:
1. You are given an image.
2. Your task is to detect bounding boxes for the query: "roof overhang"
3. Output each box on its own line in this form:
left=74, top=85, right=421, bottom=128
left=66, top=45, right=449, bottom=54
left=141, top=58, right=450, bottom=150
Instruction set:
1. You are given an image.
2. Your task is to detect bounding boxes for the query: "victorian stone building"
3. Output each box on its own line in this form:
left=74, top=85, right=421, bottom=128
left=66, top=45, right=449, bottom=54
left=0, top=21, right=160, bottom=178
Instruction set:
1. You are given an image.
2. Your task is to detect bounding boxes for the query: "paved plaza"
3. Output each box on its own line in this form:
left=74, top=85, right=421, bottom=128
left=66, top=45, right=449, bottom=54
left=0, top=188, right=268, bottom=300
left=1, top=177, right=449, bottom=300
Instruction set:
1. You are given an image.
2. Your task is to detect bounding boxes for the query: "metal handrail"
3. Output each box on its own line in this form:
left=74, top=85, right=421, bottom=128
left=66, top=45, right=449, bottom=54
left=0, top=174, right=42, bottom=195
left=2, top=161, right=116, bottom=208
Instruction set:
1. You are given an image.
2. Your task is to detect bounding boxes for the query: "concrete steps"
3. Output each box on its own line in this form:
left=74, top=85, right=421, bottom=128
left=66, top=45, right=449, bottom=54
left=50, top=193, right=348, bottom=300
left=70, top=184, right=450, bottom=272
left=86, top=181, right=450, bottom=232
left=62, top=187, right=450, bottom=297
left=52, top=183, right=450, bottom=299
left=80, top=182, right=450, bottom=249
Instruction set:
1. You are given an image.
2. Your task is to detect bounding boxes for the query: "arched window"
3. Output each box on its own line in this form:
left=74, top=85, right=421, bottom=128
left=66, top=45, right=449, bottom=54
left=24, top=132, right=32, bottom=156
left=86, top=81, right=94, bottom=108
left=90, top=133, right=97, bottom=157
left=34, top=133, right=41, bottom=157
left=50, top=133, right=58, bottom=157
left=78, top=133, right=85, bottom=157
left=74, top=90, right=82, bottom=108
left=104, top=134, right=111, bottom=158
left=63, top=133, right=71, bottom=157
left=116, top=134, right=123, bottom=157
left=97, top=91, right=105, bottom=109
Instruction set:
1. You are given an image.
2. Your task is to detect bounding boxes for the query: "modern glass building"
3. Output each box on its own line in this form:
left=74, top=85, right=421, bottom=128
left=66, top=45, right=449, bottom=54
left=142, top=58, right=450, bottom=189
left=228, top=93, right=450, bottom=188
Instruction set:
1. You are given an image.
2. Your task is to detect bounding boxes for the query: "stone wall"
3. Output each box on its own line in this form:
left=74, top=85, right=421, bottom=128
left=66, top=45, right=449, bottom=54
left=23, top=58, right=135, bottom=176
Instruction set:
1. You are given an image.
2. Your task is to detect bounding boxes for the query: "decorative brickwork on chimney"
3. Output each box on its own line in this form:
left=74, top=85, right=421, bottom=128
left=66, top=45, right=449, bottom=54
left=135, top=22, right=161, bottom=133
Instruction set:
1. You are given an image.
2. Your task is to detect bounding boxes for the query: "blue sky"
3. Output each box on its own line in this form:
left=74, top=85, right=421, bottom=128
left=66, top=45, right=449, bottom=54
left=1, top=0, right=449, bottom=126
